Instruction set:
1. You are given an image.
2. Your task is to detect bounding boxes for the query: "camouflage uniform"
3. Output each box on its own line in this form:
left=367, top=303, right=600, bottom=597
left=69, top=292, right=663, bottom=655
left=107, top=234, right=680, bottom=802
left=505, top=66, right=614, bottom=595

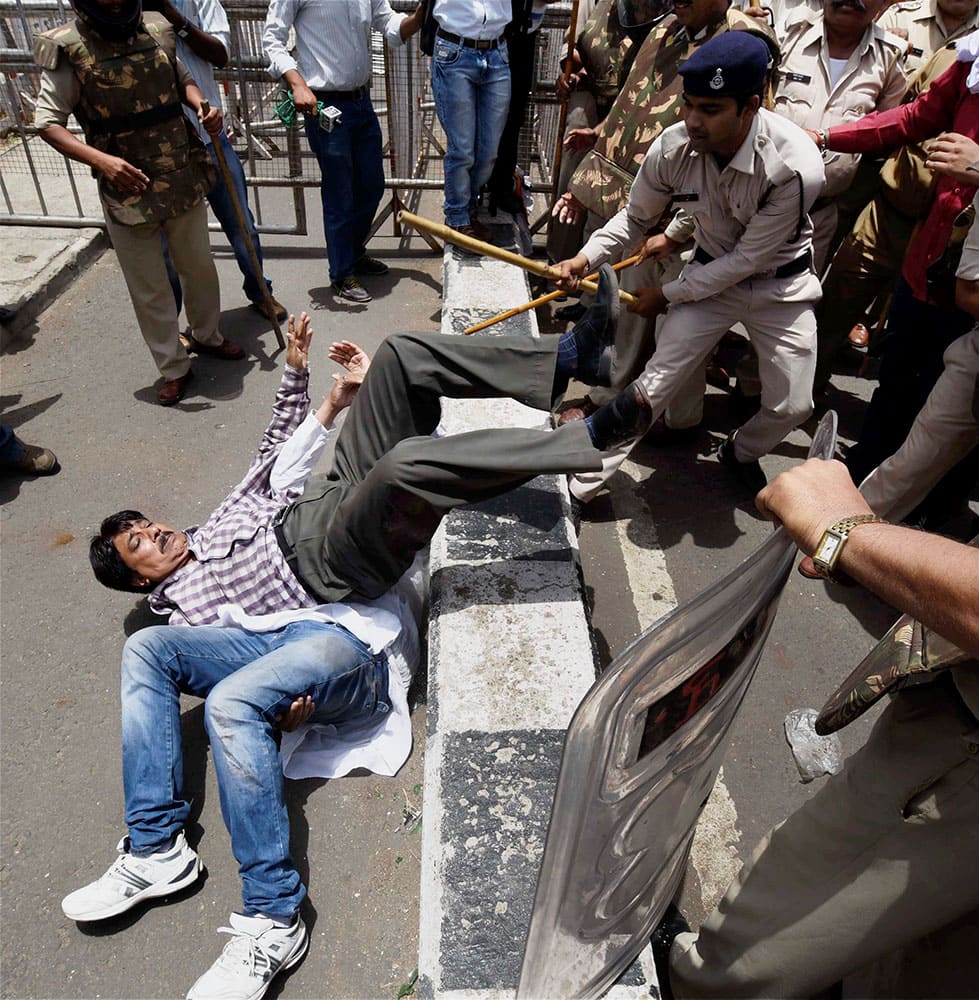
left=563, top=7, right=779, bottom=422
left=546, top=0, right=638, bottom=261
left=813, top=44, right=957, bottom=391
left=34, top=16, right=224, bottom=381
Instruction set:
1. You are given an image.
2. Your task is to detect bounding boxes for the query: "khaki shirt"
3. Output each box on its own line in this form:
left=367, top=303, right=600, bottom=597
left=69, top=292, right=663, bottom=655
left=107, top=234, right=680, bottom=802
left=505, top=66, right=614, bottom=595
left=580, top=108, right=825, bottom=305
left=774, top=17, right=907, bottom=197
left=880, top=0, right=979, bottom=76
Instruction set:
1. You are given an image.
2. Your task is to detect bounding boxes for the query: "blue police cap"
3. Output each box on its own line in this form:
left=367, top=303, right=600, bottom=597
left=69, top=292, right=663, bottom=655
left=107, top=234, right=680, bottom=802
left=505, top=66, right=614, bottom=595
left=679, top=32, right=770, bottom=99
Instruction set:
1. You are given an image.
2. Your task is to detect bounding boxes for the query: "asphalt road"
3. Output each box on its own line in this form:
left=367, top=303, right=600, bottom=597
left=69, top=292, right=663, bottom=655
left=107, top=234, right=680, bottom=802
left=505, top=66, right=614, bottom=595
left=3, top=191, right=973, bottom=999
left=1, top=187, right=444, bottom=1000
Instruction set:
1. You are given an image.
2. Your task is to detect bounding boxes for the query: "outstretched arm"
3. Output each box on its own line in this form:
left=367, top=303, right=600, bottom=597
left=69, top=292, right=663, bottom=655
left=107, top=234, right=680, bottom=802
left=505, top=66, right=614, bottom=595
left=757, top=459, right=979, bottom=656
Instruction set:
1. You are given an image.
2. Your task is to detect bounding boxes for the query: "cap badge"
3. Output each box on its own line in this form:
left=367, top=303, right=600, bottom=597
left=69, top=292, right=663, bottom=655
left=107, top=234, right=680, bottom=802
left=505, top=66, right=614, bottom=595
left=710, top=68, right=724, bottom=90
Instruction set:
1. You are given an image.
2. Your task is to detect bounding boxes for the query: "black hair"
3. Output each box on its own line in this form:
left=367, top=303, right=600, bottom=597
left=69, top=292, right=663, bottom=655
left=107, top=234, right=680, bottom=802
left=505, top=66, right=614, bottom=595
left=735, top=89, right=764, bottom=114
left=90, top=510, right=150, bottom=592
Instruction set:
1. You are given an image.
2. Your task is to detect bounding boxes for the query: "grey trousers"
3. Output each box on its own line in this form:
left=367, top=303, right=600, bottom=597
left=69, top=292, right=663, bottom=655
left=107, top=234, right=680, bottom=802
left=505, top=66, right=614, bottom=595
left=280, top=332, right=602, bottom=602
left=670, top=678, right=979, bottom=998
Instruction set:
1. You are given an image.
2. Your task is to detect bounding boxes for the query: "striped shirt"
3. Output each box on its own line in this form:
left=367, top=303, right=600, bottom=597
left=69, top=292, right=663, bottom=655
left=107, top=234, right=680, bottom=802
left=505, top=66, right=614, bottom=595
left=263, top=0, right=407, bottom=91
left=148, top=366, right=318, bottom=626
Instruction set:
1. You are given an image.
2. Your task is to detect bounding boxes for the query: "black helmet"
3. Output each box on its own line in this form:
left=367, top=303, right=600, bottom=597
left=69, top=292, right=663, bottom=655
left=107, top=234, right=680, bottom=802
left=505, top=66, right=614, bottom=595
left=71, top=0, right=143, bottom=41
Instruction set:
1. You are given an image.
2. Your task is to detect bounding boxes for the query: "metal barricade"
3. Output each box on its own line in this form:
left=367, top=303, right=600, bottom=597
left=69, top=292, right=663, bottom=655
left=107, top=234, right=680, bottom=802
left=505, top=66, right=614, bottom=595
left=518, top=413, right=839, bottom=1000
left=0, top=0, right=571, bottom=235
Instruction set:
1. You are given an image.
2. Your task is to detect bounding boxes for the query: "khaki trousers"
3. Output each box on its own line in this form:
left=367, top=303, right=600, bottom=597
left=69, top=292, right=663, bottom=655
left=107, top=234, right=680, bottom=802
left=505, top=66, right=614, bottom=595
left=104, top=199, right=222, bottom=380
left=671, top=678, right=979, bottom=998
left=570, top=268, right=818, bottom=503
left=860, top=328, right=979, bottom=521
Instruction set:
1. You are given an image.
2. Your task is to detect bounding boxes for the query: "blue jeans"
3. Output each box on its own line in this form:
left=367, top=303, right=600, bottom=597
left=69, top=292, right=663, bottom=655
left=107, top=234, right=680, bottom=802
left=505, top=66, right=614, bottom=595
left=431, top=38, right=511, bottom=227
left=304, top=95, right=385, bottom=285
left=164, top=132, right=271, bottom=310
left=120, top=620, right=389, bottom=919
left=0, top=423, right=22, bottom=465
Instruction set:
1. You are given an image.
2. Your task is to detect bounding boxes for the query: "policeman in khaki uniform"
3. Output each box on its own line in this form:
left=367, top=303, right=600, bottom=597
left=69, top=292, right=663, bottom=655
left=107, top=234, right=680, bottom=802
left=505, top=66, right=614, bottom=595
left=773, top=0, right=908, bottom=271
left=880, top=0, right=979, bottom=76
left=553, top=0, right=779, bottom=439
left=558, top=32, right=825, bottom=501
left=813, top=43, right=958, bottom=389
left=34, top=0, right=244, bottom=406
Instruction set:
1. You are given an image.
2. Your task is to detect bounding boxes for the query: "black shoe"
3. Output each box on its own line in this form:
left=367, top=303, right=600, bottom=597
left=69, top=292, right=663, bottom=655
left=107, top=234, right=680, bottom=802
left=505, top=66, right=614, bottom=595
left=570, top=263, right=619, bottom=386
left=717, top=432, right=767, bottom=494
left=333, top=276, right=372, bottom=303
left=650, top=903, right=689, bottom=1000
left=554, top=301, right=587, bottom=323
left=353, top=255, right=389, bottom=276
left=586, top=380, right=652, bottom=451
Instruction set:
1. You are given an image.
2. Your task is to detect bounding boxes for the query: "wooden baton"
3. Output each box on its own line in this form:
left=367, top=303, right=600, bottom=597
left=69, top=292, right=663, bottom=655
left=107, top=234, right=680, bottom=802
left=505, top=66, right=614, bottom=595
left=464, top=254, right=641, bottom=334
left=200, top=101, right=285, bottom=350
left=396, top=210, right=636, bottom=305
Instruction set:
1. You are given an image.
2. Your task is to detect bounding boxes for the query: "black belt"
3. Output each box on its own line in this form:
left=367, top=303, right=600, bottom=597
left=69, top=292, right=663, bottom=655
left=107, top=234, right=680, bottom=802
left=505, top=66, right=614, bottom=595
left=693, top=245, right=813, bottom=279
left=436, top=28, right=505, bottom=50
left=312, top=85, right=370, bottom=103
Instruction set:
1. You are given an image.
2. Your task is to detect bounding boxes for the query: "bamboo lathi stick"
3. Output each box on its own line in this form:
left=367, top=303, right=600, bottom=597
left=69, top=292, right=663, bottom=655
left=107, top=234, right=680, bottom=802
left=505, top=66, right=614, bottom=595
left=396, top=210, right=636, bottom=305
left=464, top=254, right=641, bottom=334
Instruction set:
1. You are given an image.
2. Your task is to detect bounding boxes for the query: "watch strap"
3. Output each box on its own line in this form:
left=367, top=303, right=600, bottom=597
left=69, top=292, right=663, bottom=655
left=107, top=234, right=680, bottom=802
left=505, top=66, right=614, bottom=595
left=811, top=513, right=886, bottom=578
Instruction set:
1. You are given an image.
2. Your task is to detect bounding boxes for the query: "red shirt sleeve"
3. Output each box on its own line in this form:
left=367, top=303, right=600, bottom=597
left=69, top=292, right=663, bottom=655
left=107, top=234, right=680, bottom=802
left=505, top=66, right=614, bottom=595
left=829, top=60, right=968, bottom=154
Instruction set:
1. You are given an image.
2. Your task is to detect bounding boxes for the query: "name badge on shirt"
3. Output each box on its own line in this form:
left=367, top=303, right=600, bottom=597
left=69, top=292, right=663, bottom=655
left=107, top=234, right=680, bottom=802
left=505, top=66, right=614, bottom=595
left=910, top=46, right=923, bottom=57
left=672, top=193, right=699, bottom=204
left=785, top=72, right=811, bottom=84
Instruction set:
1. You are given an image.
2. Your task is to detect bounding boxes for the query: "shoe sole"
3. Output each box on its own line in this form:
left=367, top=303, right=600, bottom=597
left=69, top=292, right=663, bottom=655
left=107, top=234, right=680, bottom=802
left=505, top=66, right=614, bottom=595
left=62, top=856, right=202, bottom=922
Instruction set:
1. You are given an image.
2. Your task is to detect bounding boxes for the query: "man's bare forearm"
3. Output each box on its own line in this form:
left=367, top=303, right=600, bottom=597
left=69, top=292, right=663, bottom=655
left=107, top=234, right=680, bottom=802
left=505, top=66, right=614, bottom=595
left=840, top=524, right=979, bottom=656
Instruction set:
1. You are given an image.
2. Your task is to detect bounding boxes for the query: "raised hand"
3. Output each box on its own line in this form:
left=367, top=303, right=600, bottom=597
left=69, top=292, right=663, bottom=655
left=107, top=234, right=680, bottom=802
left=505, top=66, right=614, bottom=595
left=286, top=312, right=313, bottom=370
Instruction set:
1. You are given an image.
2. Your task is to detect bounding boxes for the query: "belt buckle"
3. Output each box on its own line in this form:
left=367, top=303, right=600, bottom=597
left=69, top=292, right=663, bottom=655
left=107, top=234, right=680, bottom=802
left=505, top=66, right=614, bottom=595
left=475, top=38, right=491, bottom=49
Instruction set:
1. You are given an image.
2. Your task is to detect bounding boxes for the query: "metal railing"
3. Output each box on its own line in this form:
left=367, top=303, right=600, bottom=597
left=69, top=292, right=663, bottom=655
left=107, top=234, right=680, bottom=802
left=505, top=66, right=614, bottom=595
left=0, top=0, right=572, bottom=235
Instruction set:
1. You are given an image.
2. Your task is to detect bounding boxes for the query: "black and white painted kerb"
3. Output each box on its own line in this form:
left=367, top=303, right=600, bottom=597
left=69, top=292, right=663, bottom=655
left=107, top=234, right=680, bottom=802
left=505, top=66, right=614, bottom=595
left=417, top=227, right=658, bottom=999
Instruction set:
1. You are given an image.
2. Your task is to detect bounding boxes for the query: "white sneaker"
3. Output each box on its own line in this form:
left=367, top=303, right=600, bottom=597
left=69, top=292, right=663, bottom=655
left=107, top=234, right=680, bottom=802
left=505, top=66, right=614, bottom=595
left=186, top=913, right=308, bottom=1000
left=61, top=831, right=201, bottom=922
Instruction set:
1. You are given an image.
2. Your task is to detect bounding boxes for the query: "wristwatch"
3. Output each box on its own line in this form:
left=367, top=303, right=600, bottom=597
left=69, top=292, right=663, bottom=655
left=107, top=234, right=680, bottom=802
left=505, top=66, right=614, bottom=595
left=176, top=17, right=191, bottom=37
left=811, top=514, right=886, bottom=578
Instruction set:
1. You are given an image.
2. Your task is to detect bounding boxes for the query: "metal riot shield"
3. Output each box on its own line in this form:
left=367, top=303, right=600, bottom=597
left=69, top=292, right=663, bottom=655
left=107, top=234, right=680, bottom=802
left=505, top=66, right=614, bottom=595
left=517, top=413, right=838, bottom=1000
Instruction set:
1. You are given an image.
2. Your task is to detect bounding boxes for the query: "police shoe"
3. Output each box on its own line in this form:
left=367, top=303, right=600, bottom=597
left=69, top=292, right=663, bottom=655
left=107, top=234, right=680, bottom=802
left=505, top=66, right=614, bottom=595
left=716, top=432, right=767, bottom=494
left=158, top=370, right=195, bottom=406
left=180, top=335, right=246, bottom=361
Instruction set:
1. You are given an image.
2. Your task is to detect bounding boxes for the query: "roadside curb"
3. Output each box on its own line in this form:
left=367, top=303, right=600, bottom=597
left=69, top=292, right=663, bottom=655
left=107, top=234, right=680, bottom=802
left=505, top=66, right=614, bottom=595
left=417, top=218, right=656, bottom=999
left=0, top=226, right=107, bottom=348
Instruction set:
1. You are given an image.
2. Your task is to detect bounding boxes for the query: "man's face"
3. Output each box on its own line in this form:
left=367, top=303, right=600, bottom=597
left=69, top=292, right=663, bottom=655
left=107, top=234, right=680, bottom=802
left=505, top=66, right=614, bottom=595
left=681, top=92, right=755, bottom=155
left=823, top=0, right=883, bottom=33
left=674, top=0, right=728, bottom=34
left=112, top=517, right=191, bottom=588
left=938, top=0, right=979, bottom=21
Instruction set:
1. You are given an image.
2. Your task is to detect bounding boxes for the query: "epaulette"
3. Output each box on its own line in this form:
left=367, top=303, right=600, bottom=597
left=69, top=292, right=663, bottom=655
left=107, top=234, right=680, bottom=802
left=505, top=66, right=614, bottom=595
left=142, top=15, right=177, bottom=57
left=32, top=22, right=78, bottom=70
left=875, top=24, right=912, bottom=57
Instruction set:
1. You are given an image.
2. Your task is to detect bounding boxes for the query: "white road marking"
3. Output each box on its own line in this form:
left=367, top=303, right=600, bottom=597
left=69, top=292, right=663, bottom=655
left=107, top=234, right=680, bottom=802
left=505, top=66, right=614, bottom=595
left=614, top=459, right=743, bottom=914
